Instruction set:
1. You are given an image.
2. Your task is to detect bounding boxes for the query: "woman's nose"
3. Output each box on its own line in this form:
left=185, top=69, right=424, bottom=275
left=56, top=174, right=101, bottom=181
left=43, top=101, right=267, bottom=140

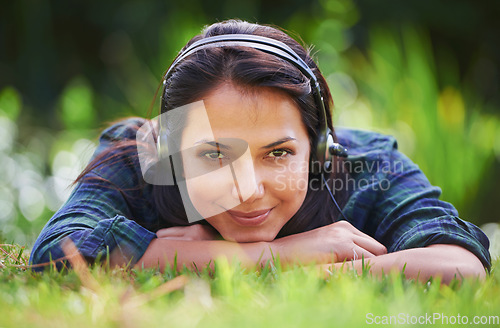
left=229, top=150, right=265, bottom=203
left=231, top=174, right=265, bottom=203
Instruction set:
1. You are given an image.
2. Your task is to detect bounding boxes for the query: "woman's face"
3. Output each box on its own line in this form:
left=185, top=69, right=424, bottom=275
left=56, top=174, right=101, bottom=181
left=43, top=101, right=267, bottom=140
left=179, top=84, right=310, bottom=242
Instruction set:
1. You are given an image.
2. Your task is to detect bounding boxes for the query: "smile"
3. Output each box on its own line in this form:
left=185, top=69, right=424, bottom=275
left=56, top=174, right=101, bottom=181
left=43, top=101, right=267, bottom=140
left=226, top=208, right=273, bottom=226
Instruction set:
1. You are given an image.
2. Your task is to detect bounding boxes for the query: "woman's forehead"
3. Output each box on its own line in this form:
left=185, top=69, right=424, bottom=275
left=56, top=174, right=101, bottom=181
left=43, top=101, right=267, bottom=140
left=179, top=85, right=308, bottom=146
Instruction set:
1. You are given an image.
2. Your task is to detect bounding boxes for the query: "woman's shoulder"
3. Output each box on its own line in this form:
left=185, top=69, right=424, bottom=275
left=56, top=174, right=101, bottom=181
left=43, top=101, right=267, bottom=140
left=89, top=117, right=152, bottom=185
left=99, top=117, right=149, bottom=142
left=335, top=127, right=398, bottom=158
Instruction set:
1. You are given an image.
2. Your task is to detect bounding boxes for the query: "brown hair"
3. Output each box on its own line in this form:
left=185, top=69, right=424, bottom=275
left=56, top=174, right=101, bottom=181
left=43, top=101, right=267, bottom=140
left=76, top=19, right=349, bottom=237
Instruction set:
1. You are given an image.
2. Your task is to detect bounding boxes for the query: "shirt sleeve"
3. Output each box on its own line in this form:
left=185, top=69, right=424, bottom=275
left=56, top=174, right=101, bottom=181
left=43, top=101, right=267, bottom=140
left=342, top=131, right=491, bottom=269
left=30, top=118, right=157, bottom=270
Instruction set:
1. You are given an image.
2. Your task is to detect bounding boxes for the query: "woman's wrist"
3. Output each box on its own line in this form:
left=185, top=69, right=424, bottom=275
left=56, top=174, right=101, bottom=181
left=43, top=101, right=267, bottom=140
left=242, top=241, right=277, bottom=267
left=268, top=238, right=288, bottom=265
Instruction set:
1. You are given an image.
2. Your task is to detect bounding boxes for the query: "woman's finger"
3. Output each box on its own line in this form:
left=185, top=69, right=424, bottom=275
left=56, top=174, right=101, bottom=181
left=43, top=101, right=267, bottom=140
left=330, top=221, right=386, bottom=255
left=352, top=235, right=387, bottom=256
left=157, top=236, right=196, bottom=241
left=335, top=221, right=379, bottom=241
left=156, top=226, right=190, bottom=238
left=334, top=244, right=375, bottom=262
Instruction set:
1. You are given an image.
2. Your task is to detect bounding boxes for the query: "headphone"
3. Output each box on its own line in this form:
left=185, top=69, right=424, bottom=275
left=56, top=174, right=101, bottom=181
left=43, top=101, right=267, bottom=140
left=156, top=34, right=349, bottom=221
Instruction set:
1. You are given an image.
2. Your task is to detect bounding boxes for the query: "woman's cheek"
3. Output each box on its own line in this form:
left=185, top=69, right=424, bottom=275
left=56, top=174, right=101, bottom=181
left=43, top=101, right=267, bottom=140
left=271, top=161, right=309, bottom=201
left=185, top=169, right=237, bottom=218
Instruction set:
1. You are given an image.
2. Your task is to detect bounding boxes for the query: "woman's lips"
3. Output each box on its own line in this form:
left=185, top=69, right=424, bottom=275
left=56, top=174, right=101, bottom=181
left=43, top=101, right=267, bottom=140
left=227, top=208, right=272, bottom=226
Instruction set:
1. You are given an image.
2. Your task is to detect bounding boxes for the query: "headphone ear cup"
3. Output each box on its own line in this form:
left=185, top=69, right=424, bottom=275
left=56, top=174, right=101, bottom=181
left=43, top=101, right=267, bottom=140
left=323, top=131, right=334, bottom=172
left=149, top=114, right=176, bottom=186
left=157, top=133, right=169, bottom=161
left=309, top=128, right=331, bottom=175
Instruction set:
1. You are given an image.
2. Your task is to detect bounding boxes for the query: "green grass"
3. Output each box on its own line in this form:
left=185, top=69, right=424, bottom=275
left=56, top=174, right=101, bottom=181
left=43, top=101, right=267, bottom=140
left=1, top=243, right=499, bottom=328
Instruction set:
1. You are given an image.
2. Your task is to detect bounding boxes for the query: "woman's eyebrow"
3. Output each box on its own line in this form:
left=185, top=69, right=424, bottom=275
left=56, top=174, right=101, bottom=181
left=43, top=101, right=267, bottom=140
left=260, top=137, right=296, bottom=149
left=194, top=139, right=230, bottom=149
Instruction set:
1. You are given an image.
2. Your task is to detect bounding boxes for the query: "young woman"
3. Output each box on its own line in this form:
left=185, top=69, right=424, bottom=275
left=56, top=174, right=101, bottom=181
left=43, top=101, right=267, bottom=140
left=30, top=20, right=490, bottom=282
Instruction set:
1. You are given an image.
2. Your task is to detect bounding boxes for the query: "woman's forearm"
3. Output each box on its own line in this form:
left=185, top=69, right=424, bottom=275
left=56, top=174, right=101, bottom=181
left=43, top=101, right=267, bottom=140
left=326, top=244, right=486, bottom=284
left=134, top=238, right=486, bottom=284
left=133, top=238, right=276, bottom=271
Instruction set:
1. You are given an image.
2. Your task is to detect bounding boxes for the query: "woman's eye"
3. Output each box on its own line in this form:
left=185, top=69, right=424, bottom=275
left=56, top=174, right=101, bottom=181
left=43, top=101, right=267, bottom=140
left=268, top=149, right=289, bottom=158
left=204, top=151, right=225, bottom=160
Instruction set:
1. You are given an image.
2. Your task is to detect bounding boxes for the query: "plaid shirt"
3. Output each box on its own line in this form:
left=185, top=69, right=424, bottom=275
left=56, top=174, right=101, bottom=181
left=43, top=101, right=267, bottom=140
left=30, top=118, right=491, bottom=269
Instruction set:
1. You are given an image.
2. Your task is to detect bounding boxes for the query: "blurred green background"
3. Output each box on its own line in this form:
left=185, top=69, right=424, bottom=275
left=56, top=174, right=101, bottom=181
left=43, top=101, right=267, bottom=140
left=1, top=0, right=499, bottom=246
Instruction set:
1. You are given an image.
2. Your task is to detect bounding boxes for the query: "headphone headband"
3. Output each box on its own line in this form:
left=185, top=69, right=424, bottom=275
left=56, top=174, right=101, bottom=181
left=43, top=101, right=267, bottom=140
left=166, top=34, right=319, bottom=87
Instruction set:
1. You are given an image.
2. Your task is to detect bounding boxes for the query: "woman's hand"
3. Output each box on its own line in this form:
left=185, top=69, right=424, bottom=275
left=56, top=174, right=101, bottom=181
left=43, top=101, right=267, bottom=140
left=272, top=220, right=387, bottom=265
left=156, top=224, right=220, bottom=241
left=322, top=244, right=487, bottom=283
